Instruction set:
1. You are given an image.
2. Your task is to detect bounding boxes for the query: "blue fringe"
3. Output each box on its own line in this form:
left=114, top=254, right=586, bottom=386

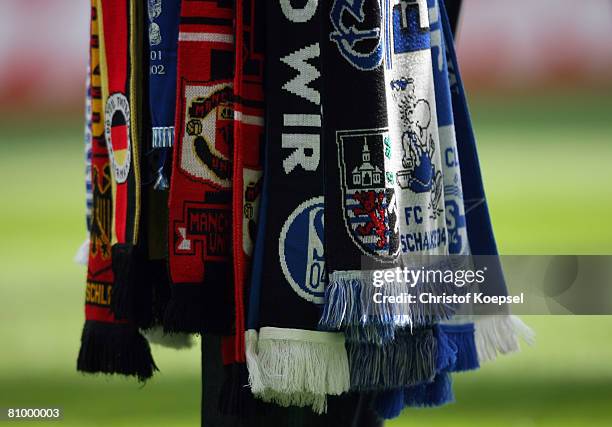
left=347, top=328, right=436, bottom=391
left=404, top=372, right=454, bottom=408
left=319, top=276, right=398, bottom=344
left=440, top=323, right=480, bottom=372
left=375, top=389, right=405, bottom=420
left=434, top=324, right=458, bottom=372
left=372, top=325, right=460, bottom=419
left=318, top=277, right=364, bottom=330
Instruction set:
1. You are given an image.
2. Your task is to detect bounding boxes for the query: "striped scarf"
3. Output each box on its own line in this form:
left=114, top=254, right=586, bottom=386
left=77, top=0, right=156, bottom=380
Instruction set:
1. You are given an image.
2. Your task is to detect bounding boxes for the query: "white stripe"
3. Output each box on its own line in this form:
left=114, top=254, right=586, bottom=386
left=234, top=111, right=264, bottom=126
left=178, top=32, right=234, bottom=43
left=283, top=113, right=321, bottom=127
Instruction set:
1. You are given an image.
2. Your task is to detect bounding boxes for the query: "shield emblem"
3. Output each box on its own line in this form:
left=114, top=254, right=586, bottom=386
left=337, top=129, right=400, bottom=261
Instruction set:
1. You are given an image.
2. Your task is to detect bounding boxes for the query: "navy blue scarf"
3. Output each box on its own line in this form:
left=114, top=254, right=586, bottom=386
left=145, top=0, right=180, bottom=190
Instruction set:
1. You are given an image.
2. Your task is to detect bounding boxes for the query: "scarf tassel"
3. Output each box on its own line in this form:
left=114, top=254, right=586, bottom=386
left=319, top=273, right=409, bottom=341
left=374, top=326, right=457, bottom=419
left=163, top=285, right=229, bottom=334
left=77, top=321, right=158, bottom=381
left=374, top=389, right=405, bottom=420
left=244, top=328, right=349, bottom=414
left=320, top=272, right=457, bottom=340
left=475, top=315, right=535, bottom=363
left=404, top=372, right=454, bottom=408
left=441, top=323, right=480, bottom=371
left=434, top=325, right=458, bottom=372
left=347, top=328, right=436, bottom=391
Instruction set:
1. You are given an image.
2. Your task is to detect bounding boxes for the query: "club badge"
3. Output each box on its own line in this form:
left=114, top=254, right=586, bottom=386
left=104, top=93, right=131, bottom=184
left=180, top=82, right=233, bottom=188
left=337, top=129, right=400, bottom=260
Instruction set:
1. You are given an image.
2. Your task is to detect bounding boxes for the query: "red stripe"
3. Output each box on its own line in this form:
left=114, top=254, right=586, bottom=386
left=101, top=0, right=128, bottom=94
left=86, top=304, right=115, bottom=323
left=115, top=183, right=127, bottom=243
left=181, top=2, right=233, bottom=19
left=110, top=124, right=128, bottom=151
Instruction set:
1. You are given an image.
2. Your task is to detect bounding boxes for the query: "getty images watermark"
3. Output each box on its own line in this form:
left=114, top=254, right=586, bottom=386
left=370, top=265, right=525, bottom=306
left=361, top=255, right=612, bottom=315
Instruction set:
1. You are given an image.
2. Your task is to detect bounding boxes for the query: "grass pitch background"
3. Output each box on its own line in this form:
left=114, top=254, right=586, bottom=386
left=0, top=92, right=611, bottom=426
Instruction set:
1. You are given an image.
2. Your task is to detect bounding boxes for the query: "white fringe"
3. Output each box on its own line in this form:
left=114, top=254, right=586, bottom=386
left=245, top=329, right=265, bottom=393
left=245, top=327, right=350, bottom=414
left=475, top=315, right=535, bottom=362
left=73, top=238, right=90, bottom=266
left=144, top=326, right=194, bottom=349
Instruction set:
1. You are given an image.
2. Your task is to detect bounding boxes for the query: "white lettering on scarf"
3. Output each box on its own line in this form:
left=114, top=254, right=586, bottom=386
left=280, top=2, right=322, bottom=175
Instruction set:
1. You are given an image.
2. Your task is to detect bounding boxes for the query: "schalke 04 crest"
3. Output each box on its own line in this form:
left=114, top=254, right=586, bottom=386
left=337, top=129, right=400, bottom=261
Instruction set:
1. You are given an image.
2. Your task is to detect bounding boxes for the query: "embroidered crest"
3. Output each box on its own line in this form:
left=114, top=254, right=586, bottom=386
left=180, top=82, right=233, bottom=188
left=338, top=129, right=400, bottom=260
left=329, top=0, right=383, bottom=71
left=104, top=93, right=131, bottom=184
left=279, top=197, right=326, bottom=304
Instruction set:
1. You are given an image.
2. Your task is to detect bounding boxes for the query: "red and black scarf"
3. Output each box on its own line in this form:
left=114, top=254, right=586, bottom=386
left=77, top=0, right=156, bottom=381
left=165, top=0, right=235, bottom=334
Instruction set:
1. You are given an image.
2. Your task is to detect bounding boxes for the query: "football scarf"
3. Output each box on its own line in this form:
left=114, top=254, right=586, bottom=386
left=145, top=0, right=181, bottom=191
left=439, top=0, right=534, bottom=362
left=77, top=0, right=156, bottom=381
left=97, top=0, right=146, bottom=321
left=244, top=0, right=349, bottom=414
left=165, top=0, right=235, bottom=334
left=317, top=0, right=444, bottom=394
left=223, top=0, right=265, bottom=367
left=217, top=0, right=266, bottom=415
left=430, top=0, right=478, bottom=374
left=319, top=0, right=455, bottom=352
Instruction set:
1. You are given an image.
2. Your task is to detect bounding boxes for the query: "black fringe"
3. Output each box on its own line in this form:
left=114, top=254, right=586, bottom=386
left=163, top=284, right=232, bottom=334
left=76, top=320, right=158, bottom=381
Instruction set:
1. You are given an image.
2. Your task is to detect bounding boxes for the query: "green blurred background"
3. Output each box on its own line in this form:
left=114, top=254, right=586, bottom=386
left=1, top=0, right=612, bottom=424
left=0, top=91, right=611, bottom=426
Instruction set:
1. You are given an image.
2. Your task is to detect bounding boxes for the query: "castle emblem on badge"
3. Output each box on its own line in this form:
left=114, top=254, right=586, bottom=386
left=338, top=129, right=400, bottom=260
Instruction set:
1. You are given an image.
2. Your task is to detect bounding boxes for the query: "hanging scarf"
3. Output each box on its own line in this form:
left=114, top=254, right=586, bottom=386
left=94, top=0, right=146, bottom=322
left=77, top=0, right=156, bottom=380
left=317, top=0, right=449, bottom=395
left=224, top=0, right=265, bottom=367
left=373, top=0, right=483, bottom=416
left=428, top=0, right=479, bottom=373
left=135, top=0, right=196, bottom=348
left=318, top=0, right=457, bottom=358
left=244, top=0, right=349, bottom=414
left=217, top=0, right=266, bottom=415
left=145, top=0, right=181, bottom=191
left=164, top=0, right=235, bottom=334
left=439, top=0, right=534, bottom=362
